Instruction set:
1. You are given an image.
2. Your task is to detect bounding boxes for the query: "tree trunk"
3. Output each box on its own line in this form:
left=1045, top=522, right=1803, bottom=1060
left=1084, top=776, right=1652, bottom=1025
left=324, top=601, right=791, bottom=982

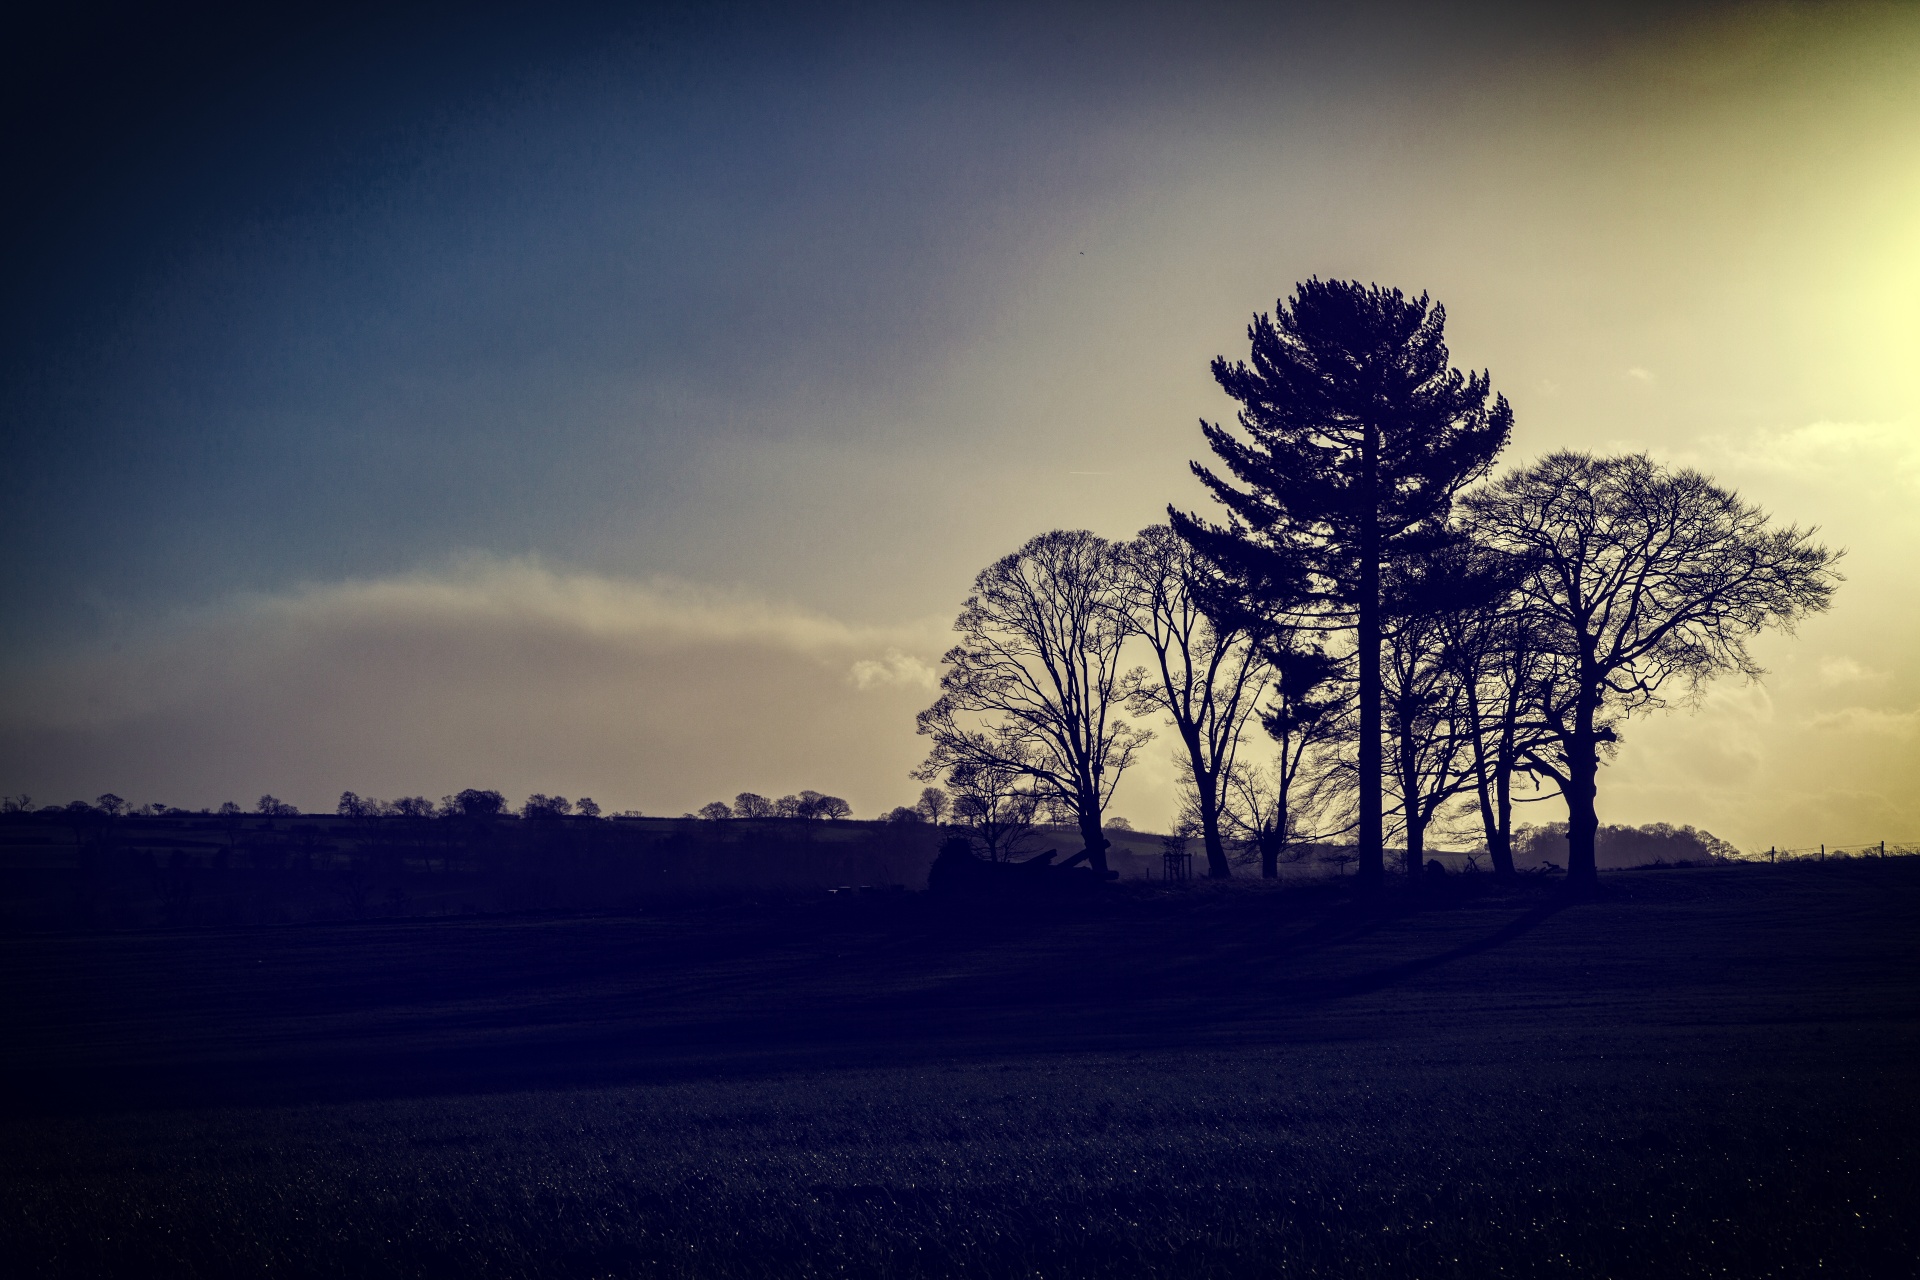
left=1196, top=772, right=1231, bottom=879
left=1356, top=424, right=1383, bottom=890
left=1487, top=754, right=1516, bottom=878
left=1398, top=720, right=1423, bottom=878
left=1465, top=678, right=1514, bottom=878
left=1262, top=751, right=1293, bottom=879
left=1199, top=809, right=1230, bottom=878
left=1564, top=687, right=1600, bottom=893
left=1486, top=732, right=1519, bottom=878
left=1077, top=806, right=1111, bottom=876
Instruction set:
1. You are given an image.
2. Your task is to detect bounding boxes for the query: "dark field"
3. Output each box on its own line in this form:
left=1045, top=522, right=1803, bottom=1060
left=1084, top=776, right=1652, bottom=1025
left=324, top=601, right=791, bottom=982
left=3, top=862, right=1918, bottom=1277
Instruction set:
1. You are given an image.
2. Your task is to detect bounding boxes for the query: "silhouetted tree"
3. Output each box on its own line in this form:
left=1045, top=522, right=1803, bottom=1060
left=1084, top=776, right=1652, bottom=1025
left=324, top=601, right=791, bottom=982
left=256, top=794, right=297, bottom=818
left=213, top=801, right=246, bottom=862
left=945, top=759, right=1041, bottom=863
left=1435, top=536, right=1556, bottom=878
left=1465, top=452, right=1839, bottom=891
left=758, top=791, right=851, bottom=820
left=697, top=801, right=734, bottom=820
left=1379, top=604, right=1475, bottom=876
left=915, top=786, right=950, bottom=826
left=444, top=789, right=506, bottom=819
left=1372, top=548, right=1519, bottom=875
left=1174, top=281, right=1511, bottom=888
left=1516, top=820, right=1737, bottom=870
left=523, top=794, right=573, bottom=820
left=575, top=798, right=601, bottom=819
left=1121, top=524, right=1271, bottom=878
left=60, top=799, right=102, bottom=854
left=1222, top=637, right=1346, bottom=877
left=885, top=805, right=924, bottom=824
left=916, top=530, right=1148, bottom=875
left=733, top=792, right=776, bottom=819
left=806, top=793, right=852, bottom=821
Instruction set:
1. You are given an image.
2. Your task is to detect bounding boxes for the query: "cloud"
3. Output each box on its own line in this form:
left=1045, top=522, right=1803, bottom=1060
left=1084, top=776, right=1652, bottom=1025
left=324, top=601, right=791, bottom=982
left=1622, top=366, right=1655, bottom=382
left=1817, top=656, right=1884, bottom=686
left=849, top=649, right=940, bottom=692
left=1713, top=421, right=1920, bottom=491
left=0, top=559, right=948, bottom=816
left=1808, top=706, right=1920, bottom=740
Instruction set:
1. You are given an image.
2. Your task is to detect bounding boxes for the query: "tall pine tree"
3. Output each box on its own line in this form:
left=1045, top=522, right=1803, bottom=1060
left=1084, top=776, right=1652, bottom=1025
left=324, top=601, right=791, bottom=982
left=1173, top=281, right=1511, bottom=888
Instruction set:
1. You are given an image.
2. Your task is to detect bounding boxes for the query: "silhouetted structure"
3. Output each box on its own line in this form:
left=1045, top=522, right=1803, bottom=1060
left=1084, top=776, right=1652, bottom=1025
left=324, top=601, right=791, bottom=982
left=926, top=836, right=1114, bottom=898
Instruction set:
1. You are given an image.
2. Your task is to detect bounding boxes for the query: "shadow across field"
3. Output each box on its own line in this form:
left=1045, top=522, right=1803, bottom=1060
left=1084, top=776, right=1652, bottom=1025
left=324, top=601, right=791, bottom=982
left=0, top=863, right=1904, bottom=1113
left=1314, top=893, right=1575, bottom=1000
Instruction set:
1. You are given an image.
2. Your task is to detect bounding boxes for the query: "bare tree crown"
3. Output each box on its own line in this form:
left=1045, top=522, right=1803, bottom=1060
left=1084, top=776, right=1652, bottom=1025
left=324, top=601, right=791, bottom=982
left=1468, top=451, right=1840, bottom=716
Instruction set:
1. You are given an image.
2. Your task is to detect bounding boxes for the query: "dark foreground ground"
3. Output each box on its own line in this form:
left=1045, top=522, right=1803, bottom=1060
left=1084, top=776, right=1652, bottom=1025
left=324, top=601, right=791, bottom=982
left=3, top=861, right=1917, bottom=1278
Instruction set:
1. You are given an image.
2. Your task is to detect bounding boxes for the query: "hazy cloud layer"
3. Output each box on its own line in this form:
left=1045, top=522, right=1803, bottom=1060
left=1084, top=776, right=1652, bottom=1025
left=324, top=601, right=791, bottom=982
left=0, top=560, right=949, bottom=817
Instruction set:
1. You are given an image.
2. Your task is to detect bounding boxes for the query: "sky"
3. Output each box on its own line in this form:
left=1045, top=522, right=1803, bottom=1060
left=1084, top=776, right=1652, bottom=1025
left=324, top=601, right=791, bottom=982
left=2, top=1, right=1916, bottom=849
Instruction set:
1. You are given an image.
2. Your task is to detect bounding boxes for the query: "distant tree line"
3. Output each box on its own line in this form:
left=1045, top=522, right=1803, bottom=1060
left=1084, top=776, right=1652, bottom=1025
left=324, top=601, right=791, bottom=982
left=1514, top=822, right=1738, bottom=870
left=1, top=786, right=902, bottom=828
left=916, top=279, right=1840, bottom=891
left=691, top=790, right=854, bottom=821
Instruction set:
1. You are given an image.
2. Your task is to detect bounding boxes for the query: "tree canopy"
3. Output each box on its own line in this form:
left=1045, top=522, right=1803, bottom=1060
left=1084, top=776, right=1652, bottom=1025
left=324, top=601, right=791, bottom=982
left=916, top=529, right=1147, bottom=875
left=1174, top=280, right=1512, bottom=887
left=1465, top=451, right=1840, bottom=888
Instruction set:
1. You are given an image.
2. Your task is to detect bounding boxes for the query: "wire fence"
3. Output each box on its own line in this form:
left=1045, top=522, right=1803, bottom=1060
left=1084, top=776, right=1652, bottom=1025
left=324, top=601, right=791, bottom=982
left=1743, top=840, right=1920, bottom=863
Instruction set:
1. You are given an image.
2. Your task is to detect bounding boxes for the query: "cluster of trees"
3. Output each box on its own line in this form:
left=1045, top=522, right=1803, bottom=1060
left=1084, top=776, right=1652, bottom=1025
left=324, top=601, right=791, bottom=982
left=8, top=786, right=924, bottom=832
left=1514, top=821, right=1738, bottom=870
left=917, top=280, right=1839, bottom=891
left=0, top=791, right=630, bottom=825
left=689, top=790, right=855, bottom=821
left=4, top=793, right=193, bottom=820
left=337, top=789, right=612, bottom=820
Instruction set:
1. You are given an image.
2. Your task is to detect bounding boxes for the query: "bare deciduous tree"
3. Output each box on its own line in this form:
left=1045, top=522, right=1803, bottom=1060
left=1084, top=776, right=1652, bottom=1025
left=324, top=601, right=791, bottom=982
left=1380, top=608, right=1476, bottom=875
left=1435, top=542, right=1558, bottom=878
left=915, top=786, right=950, bottom=826
left=1120, top=525, right=1273, bottom=878
left=916, top=530, right=1148, bottom=875
left=945, top=759, right=1041, bottom=863
left=801, top=792, right=852, bottom=821
left=1221, top=639, right=1347, bottom=877
left=733, top=792, right=776, bottom=819
left=1465, top=452, right=1840, bottom=890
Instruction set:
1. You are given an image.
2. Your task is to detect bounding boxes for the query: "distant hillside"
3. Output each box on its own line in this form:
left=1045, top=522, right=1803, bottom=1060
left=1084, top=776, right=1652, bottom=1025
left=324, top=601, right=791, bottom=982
left=0, top=810, right=938, bottom=931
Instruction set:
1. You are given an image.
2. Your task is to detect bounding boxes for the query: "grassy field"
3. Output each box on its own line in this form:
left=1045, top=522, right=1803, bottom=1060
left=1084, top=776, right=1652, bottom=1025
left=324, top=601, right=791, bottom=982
left=3, top=862, right=1917, bottom=1277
